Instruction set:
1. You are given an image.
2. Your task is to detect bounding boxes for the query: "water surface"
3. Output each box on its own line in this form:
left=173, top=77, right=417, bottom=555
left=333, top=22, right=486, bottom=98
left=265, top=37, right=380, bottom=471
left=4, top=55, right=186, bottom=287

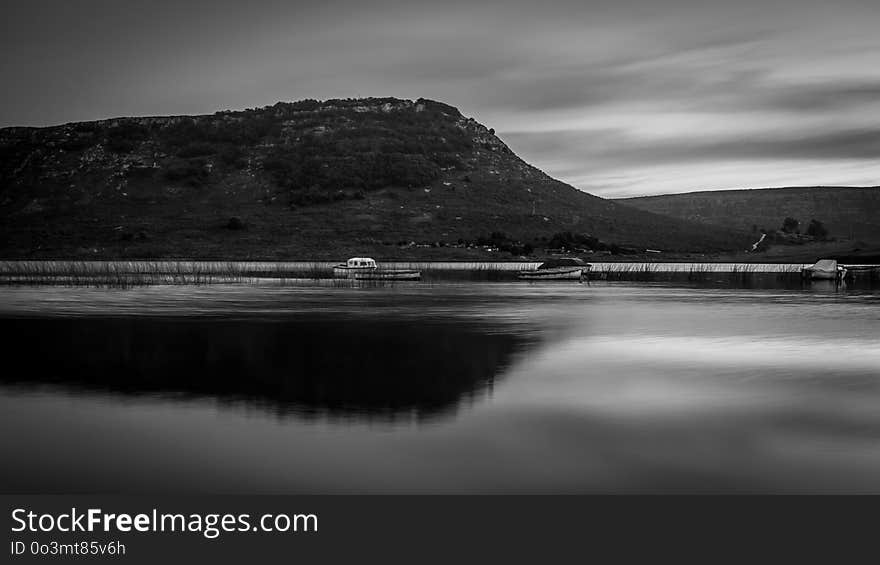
left=1, top=280, right=878, bottom=493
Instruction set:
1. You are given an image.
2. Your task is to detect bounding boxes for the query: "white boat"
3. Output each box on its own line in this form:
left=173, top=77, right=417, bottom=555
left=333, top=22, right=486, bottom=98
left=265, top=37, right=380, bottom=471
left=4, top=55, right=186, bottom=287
left=518, top=258, right=590, bottom=281
left=353, top=270, right=421, bottom=281
left=333, top=257, right=421, bottom=281
left=801, top=259, right=847, bottom=280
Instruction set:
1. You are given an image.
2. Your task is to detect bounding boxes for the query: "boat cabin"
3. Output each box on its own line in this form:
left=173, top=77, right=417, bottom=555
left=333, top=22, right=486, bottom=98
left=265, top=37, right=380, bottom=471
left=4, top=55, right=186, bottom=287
left=537, top=257, right=588, bottom=270
left=346, top=257, right=377, bottom=269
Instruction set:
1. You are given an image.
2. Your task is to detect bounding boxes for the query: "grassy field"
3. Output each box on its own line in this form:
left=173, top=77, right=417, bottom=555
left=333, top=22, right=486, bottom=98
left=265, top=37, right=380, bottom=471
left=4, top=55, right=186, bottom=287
left=618, top=186, right=880, bottom=243
left=718, top=240, right=880, bottom=264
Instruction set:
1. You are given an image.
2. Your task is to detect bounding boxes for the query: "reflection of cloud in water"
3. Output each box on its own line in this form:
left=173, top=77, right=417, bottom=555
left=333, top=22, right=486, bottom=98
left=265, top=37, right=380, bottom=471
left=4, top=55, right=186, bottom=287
left=566, top=335, right=880, bottom=377
left=504, top=332, right=880, bottom=411
left=484, top=332, right=880, bottom=492
left=3, top=283, right=880, bottom=492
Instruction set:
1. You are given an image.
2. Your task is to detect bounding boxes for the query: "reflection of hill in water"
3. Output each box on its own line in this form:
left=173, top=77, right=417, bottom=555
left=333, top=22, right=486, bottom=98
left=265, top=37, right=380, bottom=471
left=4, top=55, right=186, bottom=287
left=2, top=316, right=529, bottom=420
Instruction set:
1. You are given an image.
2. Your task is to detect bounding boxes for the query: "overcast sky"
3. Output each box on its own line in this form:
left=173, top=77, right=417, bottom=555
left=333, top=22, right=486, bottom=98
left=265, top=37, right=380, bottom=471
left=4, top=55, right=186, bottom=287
left=3, top=0, right=879, bottom=197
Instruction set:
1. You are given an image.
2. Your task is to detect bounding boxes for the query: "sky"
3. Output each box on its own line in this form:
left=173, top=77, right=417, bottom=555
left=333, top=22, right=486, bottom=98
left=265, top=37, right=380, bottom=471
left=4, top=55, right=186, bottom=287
left=3, top=0, right=879, bottom=197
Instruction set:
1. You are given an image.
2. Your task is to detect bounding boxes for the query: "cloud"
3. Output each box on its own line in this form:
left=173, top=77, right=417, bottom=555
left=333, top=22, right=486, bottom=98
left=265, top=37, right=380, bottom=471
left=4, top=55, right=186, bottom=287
left=591, top=127, right=880, bottom=164
left=502, top=125, right=880, bottom=196
left=2, top=0, right=880, bottom=196
left=756, top=82, right=880, bottom=113
left=504, top=126, right=880, bottom=173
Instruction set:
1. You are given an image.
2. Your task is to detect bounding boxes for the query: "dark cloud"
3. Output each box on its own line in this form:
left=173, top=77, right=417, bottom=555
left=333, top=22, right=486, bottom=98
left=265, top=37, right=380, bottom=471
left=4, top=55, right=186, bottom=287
left=663, top=128, right=880, bottom=163
left=678, top=129, right=880, bottom=161
left=506, top=127, right=880, bottom=168
left=2, top=0, right=879, bottom=194
left=486, top=62, right=880, bottom=118
left=758, top=82, right=880, bottom=113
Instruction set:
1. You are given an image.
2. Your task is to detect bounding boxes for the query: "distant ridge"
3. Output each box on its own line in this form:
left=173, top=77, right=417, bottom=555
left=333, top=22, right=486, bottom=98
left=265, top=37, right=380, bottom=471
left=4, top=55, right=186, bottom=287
left=618, top=186, right=880, bottom=243
left=0, top=97, right=750, bottom=259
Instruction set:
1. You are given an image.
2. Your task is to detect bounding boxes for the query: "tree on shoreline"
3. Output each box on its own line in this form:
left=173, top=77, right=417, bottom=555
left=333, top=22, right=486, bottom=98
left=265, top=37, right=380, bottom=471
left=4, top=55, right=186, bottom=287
left=806, top=219, right=828, bottom=240
left=781, top=217, right=800, bottom=234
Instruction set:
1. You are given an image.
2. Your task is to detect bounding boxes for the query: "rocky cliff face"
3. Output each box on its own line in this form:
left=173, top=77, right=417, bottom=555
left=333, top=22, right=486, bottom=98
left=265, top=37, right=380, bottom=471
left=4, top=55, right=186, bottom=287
left=0, top=98, right=749, bottom=259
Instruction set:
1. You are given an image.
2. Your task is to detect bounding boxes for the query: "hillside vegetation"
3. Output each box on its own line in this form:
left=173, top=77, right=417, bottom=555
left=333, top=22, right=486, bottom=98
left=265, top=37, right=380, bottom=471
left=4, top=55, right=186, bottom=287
left=0, top=98, right=751, bottom=259
left=619, top=187, right=880, bottom=242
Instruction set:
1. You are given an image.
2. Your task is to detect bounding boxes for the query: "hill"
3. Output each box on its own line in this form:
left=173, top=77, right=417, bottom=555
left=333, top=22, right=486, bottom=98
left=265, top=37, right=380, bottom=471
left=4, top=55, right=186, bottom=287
left=619, top=187, right=880, bottom=243
left=0, top=98, right=751, bottom=259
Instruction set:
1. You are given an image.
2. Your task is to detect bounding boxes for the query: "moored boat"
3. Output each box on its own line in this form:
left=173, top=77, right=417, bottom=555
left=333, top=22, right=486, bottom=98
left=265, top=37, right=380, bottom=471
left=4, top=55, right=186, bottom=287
left=333, top=257, right=421, bottom=281
left=801, top=259, right=846, bottom=280
left=518, top=258, right=590, bottom=281
left=353, top=270, right=421, bottom=281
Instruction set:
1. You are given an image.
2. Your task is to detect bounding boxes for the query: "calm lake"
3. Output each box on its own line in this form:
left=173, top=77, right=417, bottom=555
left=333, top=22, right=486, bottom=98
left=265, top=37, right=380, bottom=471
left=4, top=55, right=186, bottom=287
left=1, top=279, right=879, bottom=493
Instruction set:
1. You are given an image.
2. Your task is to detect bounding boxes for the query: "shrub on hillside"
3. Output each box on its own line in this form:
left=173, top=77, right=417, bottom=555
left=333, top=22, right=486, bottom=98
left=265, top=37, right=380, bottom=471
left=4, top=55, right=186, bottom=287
left=547, top=231, right=604, bottom=251
left=105, top=122, right=150, bottom=153
left=806, top=219, right=828, bottom=240
left=226, top=217, right=245, bottom=230
left=476, top=232, right=533, bottom=256
left=176, top=142, right=217, bottom=158
left=162, top=159, right=209, bottom=187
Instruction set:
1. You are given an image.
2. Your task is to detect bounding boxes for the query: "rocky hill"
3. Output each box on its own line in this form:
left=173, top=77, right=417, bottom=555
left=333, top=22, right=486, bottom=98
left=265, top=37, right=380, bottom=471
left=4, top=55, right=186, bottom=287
left=0, top=98, right=751, bottom=259
left=619, top=187, right=880, bottom=244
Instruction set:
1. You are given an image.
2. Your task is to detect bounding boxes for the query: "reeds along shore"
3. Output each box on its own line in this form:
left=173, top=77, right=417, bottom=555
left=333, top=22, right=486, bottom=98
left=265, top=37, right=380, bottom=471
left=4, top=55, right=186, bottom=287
left=0, top=260, right=842, bottom=286
left=591, top=263, right=803, bottom=282
left=0, top=260, right=333, bottom=286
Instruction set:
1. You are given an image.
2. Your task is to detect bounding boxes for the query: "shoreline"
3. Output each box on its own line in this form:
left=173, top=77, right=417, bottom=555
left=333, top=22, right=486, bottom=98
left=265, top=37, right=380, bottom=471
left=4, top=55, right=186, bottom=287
left=3, top=259, right=876, bottom=286
left=2, top=240, right=878, bottom=265
left=0, top=259, right=816, bottom=273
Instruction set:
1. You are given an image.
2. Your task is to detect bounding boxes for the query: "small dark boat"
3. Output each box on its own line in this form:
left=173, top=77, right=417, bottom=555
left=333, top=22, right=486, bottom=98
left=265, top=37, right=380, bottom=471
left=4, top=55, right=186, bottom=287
left=518, top=258, right=590, bottom=281
left=801, top=259, right=846, bottom=281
